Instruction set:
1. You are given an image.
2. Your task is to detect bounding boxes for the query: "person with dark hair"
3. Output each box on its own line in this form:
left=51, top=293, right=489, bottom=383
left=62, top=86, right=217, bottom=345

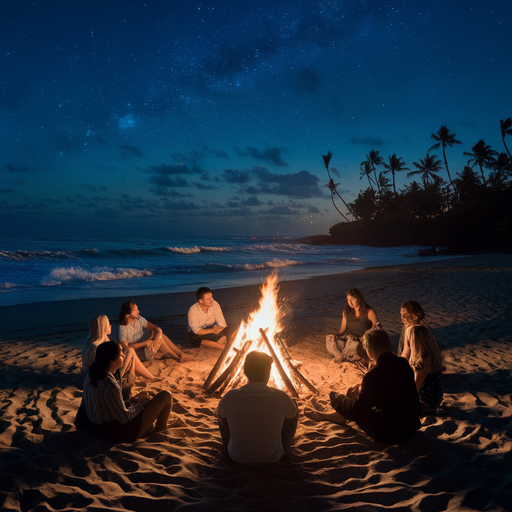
left=309, top=329, right=421, bottom=443
left=398, top=300, right=435, bottom=356
left=82, top=315, right=155, bottom=380
left=404, top=325, right=445, bottom=413
left=217, top=351, right=298, bottom=464
left=78, top=342, right=173, bottom=443
left=187, top=287, right=231, bottom=349
left=326, top=288, right=381, bottom=363
left=117, top=302, right=193, bottom=363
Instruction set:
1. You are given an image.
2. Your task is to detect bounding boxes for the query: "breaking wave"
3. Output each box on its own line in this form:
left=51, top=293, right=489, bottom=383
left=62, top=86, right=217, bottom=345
left=166, top=246, right=227, bottom=254
left=41, top=267, right=153, bottom=286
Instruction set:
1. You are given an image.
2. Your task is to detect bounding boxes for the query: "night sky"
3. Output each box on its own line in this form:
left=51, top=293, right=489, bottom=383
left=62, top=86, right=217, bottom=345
left=1, top=1, right=511, bottom=237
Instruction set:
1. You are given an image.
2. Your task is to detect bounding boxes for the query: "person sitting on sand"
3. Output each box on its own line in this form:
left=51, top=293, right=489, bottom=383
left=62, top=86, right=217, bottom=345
left=310, top=329, right=421, bottom=443
left=217, top=351, right=298, bottom=464
left=188, top=287, right=231, bottom=350
left=397, top=300, right=435, bottom=356
left=326, top=288, right=381, bottom=363
left=78, top=342, right=173, bottom=443
left=402, top=325, right=444, bottom=413
left=82, top=315, right=155, bottom=381
left=118, top=301, right=193, bottom=363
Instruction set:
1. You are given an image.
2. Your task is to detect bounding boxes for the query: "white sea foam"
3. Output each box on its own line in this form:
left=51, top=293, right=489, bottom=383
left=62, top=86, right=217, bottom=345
left=41, top=266, right=152, bottom=286
left=241, top=259, right=302, bottom=270
left=167, top=246, right=226, bottom=254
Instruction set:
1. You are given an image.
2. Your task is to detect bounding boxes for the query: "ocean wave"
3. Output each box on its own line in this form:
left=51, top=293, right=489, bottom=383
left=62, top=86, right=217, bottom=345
left=41, top=266, right=153, bottom=286
left=201, top=259, right=302, bottom=272
left=0, top=250, right=78, bottom=261
left=0, top=282, right=26, bottom=293
left=241, top=259, right=302, bottom=270
left=166, top=246, right=227, bottom=254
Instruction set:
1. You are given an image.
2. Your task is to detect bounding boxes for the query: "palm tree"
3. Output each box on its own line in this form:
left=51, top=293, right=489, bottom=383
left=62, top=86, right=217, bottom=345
left=359, top=161, right=374, bottom=190
left=322, top=151, right=355, bottom=221
left=500, top=118, right=512, bottom=159
left=488, top=152, right=512, bottom=189
left=376, top=172, right=391, bottom=193
left=428, top=125, right=462, bottom=189
left=408, top=153, right=443, bottom=187
left=454, top=165, right=481, bottom=203
left=463, top=139, right=498, bottom=186
left=382, top=154, right=410, bottom=197
left=361, top=149, right=383, bottom=194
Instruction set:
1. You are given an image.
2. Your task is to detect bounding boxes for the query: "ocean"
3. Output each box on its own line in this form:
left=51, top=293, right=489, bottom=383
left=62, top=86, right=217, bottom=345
left=0, top=235, right=451, bottom=308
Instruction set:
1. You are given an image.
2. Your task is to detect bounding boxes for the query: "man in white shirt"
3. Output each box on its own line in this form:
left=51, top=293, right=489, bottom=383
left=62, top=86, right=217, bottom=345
left=187, top=287, right=230, bottom=349
left=118, top=301, right=192, bottom=363
left=217, top=351, right=298, bottom=464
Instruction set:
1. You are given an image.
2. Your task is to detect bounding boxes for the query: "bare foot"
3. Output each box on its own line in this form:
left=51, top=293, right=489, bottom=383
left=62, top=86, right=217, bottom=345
left=304, top=408, right=347, bottom=425
left=179, top=353, right=194, bottom=363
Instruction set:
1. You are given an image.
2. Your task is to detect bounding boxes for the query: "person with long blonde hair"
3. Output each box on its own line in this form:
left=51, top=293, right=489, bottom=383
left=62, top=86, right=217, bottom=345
left=404, top=324, right=444, bottom=412
left=82, top=315, right=155, bottom=381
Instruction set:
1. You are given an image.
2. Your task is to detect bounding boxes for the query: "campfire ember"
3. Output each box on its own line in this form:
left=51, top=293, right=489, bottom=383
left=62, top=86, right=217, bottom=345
left=203, top=273, right=317, bottom=397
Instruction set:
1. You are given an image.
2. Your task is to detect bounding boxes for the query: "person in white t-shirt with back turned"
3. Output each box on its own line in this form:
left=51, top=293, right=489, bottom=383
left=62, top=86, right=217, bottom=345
left=217, top=351, right=298, bottom=464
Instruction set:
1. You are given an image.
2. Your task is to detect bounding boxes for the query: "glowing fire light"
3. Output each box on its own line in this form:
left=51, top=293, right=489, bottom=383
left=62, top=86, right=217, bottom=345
left=215, top=272, right=301, bottom=393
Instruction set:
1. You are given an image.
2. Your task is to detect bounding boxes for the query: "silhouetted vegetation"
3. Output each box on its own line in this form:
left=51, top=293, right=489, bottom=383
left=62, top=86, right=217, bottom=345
left=320, top=119, right=512, bottom=249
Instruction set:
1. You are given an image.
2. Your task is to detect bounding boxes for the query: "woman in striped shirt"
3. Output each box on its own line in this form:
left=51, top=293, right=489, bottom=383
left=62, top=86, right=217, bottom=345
left=81, top=341, right=173, bottom=443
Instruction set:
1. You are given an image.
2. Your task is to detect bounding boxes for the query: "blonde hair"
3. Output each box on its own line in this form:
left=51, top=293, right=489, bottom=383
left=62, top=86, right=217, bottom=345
left=87, top=315, right=110, bottom=344
left=408, top=325, right=444, bottom=373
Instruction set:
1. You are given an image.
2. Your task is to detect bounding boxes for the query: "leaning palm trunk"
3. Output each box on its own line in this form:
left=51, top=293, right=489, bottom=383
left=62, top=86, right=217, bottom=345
left=323, top=152, right=358, bottom=220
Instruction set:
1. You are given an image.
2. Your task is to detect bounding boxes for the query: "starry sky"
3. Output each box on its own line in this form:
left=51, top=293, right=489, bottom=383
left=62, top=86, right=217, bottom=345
left=1, top=0, right=511, bottom=237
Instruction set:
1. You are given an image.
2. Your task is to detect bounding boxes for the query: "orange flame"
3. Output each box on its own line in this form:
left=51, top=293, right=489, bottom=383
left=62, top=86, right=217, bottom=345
left=220, top=272, right=298, bottom=392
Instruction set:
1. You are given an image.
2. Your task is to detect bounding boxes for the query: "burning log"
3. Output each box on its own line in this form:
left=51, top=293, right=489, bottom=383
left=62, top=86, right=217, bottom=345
left=259, top=328, right=299, bottom=399
left=274, top=332, right=318, bottom=395
left=205, top=340, right=253, bottom=395
left=203, top=331, right=239, bottom=391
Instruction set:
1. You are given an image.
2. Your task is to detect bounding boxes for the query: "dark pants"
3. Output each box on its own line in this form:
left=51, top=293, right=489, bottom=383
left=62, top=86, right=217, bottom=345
left=188, top=326, right=229, bottom=347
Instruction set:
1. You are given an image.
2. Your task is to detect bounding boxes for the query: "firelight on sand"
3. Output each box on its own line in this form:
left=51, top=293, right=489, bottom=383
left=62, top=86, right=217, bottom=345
left=204, top=272, right=316, bottom=396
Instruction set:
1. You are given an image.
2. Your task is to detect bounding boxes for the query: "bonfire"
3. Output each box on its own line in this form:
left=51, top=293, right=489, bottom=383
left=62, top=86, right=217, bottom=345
left=203, top=272, right=317, bottom=397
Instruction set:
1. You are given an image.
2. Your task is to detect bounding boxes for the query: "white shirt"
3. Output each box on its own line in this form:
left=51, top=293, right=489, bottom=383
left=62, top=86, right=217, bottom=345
left=187, top=300, right=226, bottom=333
left=218, top=382, right=297, bottom=464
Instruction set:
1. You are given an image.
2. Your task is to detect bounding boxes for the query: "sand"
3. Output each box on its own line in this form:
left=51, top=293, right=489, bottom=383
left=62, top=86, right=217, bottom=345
left=1, top=253, right=511, bottom=511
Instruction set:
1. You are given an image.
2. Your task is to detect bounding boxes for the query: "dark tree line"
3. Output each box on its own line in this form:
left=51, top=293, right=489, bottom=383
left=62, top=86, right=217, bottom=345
left=323, top=119, right=512, bottom=248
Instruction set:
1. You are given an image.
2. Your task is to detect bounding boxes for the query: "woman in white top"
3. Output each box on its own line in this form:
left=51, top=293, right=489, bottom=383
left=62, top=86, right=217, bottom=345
left=81, top=315, right=155, bottom=380
left=80, top=342, right=173, bottom=443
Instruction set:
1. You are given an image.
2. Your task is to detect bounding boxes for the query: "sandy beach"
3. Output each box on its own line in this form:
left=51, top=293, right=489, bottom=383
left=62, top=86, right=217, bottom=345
left=1, top=253, right=511, bottom=511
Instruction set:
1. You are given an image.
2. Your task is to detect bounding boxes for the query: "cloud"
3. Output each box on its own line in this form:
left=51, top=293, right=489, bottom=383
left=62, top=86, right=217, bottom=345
left=118, top=145, right=143, bottom=157
left=192, top=181, right=218, bottom=190
left=149, top=175, right=189, bottom=188
left=147, top=162, right=196, bottom=188
left=264, top=206, right=296, bottom=215
left=148, top=163, right=194, bottom=175
left=80, top=184, right=97, bottom=192
left=222, top=169, right=251, bottom=183
left=234, top=145, right=288, bottom=167
left=170, top=144, right=228, bottom=168
left=160, top=200, right=201, bottom=211
left=0, top=188, right=15, bottom=193
left=5, top=163, right=31, bottom=173
left=349, top=136, right=384, bottom=147
left=253, top=169, right=324, bottom=198
left=244, top=195, right=263, bottom=206
left=149, top=188, right=192, bottom=198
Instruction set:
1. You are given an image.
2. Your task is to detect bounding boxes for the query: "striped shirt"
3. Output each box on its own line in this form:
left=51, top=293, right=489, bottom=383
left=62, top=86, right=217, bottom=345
left=83, top=372, right=146, bottom=425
